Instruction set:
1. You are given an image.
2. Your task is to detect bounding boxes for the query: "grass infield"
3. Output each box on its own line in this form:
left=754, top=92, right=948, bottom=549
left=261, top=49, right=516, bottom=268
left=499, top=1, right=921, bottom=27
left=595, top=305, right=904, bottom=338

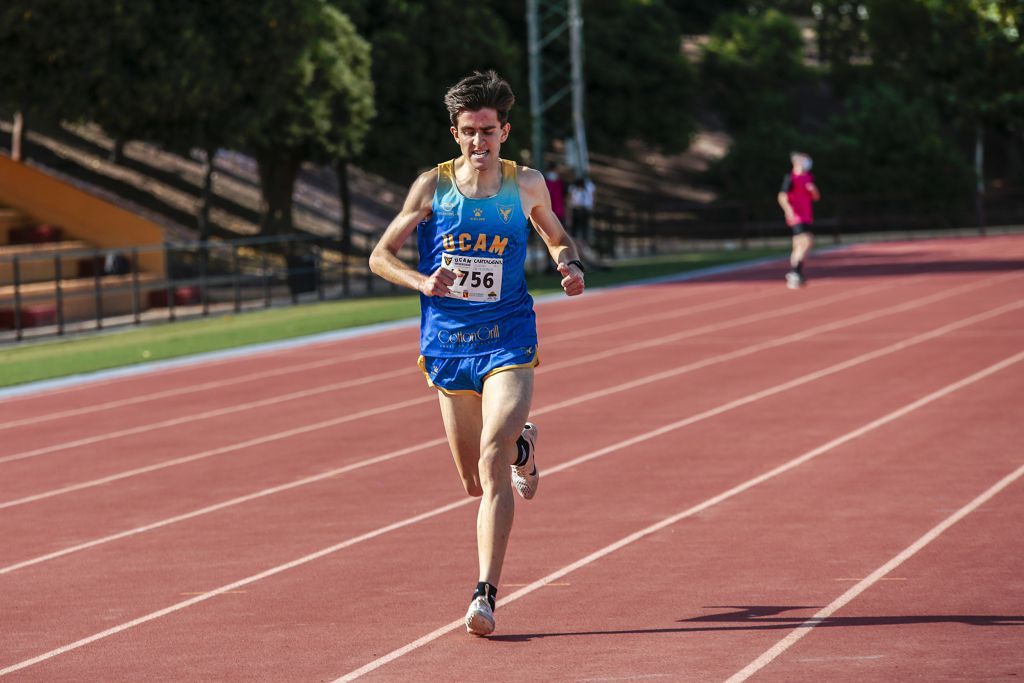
left=0, top=248, right=782, bottom=388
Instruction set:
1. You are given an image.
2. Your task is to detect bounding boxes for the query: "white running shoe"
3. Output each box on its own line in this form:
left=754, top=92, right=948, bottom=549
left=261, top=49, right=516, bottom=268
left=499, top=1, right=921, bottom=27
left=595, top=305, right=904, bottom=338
left=785, top=271, right=803, bottom=289
left=511, top=422, right=539, bottom=500
left=465, top=596, right=495, bottom=636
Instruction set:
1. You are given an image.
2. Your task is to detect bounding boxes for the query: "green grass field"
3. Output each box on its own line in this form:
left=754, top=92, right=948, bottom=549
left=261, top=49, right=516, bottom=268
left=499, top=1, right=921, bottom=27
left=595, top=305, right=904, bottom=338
left=0, top=248, right=782, bottom=388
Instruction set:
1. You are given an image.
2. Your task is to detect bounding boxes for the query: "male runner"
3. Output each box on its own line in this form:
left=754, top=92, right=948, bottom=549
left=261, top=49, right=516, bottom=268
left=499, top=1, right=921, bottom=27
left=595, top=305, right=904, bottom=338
left=368, top=70, right=585, bottom=636
left=777, top=151, right=821, bottom=288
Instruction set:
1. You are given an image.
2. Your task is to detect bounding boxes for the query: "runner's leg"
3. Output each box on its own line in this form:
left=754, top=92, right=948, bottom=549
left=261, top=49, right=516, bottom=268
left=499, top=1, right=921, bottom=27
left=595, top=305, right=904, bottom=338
left=792, top=232, right=813, bottom=267
left=437, top=392, right=484, bottom=497
left=476, top=367, right=534, bottom=586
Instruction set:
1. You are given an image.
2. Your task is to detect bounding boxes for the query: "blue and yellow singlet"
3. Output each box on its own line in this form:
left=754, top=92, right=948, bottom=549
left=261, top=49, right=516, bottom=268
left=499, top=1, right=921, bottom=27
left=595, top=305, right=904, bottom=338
left=418, top=158, right=537, bottom=357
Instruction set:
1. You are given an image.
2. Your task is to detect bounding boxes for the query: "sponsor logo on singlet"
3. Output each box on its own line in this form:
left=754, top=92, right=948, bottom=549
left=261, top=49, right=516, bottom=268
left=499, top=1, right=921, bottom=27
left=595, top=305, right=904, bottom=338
left=437, top=324, right=501, bottom=345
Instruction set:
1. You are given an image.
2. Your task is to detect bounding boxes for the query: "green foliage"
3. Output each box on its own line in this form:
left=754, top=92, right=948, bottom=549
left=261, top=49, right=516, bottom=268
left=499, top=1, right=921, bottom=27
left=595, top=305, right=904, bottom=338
left=866, top=0, right=1024, bottom=131
left=813, top=84, right=974, bottom=202
left=711, top=83, right=973, bottom=209
left=331, top=0, right=522, bottom=183
left=707, top=120, right=804, bottom=204
left=584, top=0, right=697, bottom=154
left=0, top=1, right=103, bottom=122
left=227, top=2, right=374, bottom=163
left=812, top=0, right=871, bottom=90
left=701, top=9, right=808, bottom=130
left=333, top=0, right=697, bottom=179
left=1, top=0, right=374, bottom=237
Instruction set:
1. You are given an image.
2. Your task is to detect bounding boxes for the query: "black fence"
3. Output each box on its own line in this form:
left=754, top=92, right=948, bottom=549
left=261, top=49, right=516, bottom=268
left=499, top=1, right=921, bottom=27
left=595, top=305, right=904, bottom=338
left=0, top=233, right=418, bottom=341
left=4, top=189, right=1023, bottom=341
left=590, top=191, right=1024, bottom=259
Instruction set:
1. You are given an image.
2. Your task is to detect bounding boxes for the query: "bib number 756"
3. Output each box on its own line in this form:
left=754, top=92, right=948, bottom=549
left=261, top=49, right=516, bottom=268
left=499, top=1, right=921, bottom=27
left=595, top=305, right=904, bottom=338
left=457, top=270, right=494, bottom=289
left=443, top=254, right=503, bottom=302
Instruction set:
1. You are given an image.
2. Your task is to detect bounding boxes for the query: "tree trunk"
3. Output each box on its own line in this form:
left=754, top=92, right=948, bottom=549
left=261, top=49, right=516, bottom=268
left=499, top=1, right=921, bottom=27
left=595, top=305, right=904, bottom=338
left=974, top=124, right=986, bottom=234
left=334, top=159, right=351, bottom=254
left=12, top=111, right=26, bottom=162
left=256, top=150, right=300, bottom=237
left=197, top=146, right=216, bottom=242
left=110, top=138, right=125, bottom=164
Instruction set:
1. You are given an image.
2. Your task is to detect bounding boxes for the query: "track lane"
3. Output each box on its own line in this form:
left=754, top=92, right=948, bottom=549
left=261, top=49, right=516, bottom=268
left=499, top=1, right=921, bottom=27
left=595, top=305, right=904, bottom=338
left=4, top=292, right=1019, bottom=671
left=0, top=277, right=899, bottom=497
left=335, top=350, right=1024, bottom=682
left=2, top=236, right=1024, bottom=679
left=2, top=275, right=1017, bottom=567
left=0, top=283, right=797, bottom=461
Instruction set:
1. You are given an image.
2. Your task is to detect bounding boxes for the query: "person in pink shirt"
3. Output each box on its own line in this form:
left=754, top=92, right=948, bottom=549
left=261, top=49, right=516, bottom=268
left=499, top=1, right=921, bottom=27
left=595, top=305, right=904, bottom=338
left=777, top=151, right=821, bottom=289
left=544, top=161, right=566, bottom=224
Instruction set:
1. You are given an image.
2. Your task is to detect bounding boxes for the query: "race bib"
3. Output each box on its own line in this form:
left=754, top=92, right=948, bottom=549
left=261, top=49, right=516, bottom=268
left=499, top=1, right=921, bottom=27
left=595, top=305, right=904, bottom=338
left=441, top=254, right=503, bottom=302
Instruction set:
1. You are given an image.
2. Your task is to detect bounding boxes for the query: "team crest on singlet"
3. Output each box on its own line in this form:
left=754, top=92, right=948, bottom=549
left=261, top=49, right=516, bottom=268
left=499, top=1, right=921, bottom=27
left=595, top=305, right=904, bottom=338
left=497, top=205, right=514, bottom=223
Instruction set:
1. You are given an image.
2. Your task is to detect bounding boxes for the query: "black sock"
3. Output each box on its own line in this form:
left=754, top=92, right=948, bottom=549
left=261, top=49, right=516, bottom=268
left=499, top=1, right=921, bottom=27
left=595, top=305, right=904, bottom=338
left=513, top=435, right=529, bottom=467
left=473, top=582, right=497, bottom=610
left=794, top=261, right=804, bottom=276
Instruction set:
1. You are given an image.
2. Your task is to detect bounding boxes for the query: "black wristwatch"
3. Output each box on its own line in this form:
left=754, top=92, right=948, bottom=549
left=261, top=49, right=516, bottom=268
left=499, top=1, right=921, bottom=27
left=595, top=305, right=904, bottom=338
left=566, top=259, right=586, bottom=274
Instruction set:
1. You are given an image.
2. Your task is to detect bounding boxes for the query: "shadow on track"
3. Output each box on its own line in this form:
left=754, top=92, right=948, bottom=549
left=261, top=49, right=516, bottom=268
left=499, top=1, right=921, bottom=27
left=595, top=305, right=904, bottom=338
left=489, top=605, right=1024, bottom=642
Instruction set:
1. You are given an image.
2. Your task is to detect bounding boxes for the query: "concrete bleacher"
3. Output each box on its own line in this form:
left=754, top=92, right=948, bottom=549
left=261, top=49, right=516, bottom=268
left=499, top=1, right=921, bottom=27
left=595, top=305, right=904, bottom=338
left=0, top=155, right=170, bottom=332
left=0, top=205, right=164, bottom=330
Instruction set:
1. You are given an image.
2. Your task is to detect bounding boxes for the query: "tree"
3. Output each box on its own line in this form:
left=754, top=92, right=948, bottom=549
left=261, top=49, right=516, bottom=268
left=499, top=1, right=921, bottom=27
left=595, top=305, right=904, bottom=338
left=583, top=0, right=698, bottom=154
left=1, top=0, right=373, bottom=243
left=331, top=0, right=521, bottom=183
left=701, top=9, right=808, bottom=131
left=221, top=2, right=373, bottom=238
left=814, top=84, right=973, bottom=204
left=866, top=0, right=1024, bottom=222
left=812, top=0, right=871, bottom=90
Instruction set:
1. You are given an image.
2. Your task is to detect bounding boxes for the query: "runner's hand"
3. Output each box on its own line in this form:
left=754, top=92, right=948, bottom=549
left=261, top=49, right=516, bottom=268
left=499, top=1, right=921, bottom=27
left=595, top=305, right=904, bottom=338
left=419, top=266, right=458, bottom=297
left=557, top=262, right=585, bottom=297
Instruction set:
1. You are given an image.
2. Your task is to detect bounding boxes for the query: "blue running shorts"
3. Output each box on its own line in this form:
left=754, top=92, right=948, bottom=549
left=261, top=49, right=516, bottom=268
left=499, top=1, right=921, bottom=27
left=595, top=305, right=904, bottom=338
left=417, top=346, right=539, bottom=396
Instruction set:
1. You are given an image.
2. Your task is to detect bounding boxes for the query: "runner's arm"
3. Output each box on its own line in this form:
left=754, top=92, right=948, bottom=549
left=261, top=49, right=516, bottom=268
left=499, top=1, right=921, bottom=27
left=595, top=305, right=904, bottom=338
left=808, top=182, right=821, bottom=201
left=520, top=167, right=585, bottom=296
left=369, top=171, right=456, bottom=296
left=777, top=174, right=797, bottom=223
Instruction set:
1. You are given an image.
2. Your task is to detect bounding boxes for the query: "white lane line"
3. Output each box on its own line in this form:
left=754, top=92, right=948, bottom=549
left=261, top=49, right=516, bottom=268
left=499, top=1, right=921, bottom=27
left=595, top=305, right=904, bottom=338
left=334, top=349, right=1024, bottom=681
left=0, top=281, right=879, bottom=467
left=2, top=356, right=1020, bottom=679
left=0, top=497, right=476, bottom=678
left=0, top=254, right=787, bottom=403
left=0, top=397, right=432, bottom=510
left=0, top=284, right=700, bottom=431
left=0, top=276, right=744, bottom=414
left=535, top=273, right=1014, bottom=377
left=0, top=367, right=411, bottom=465
left=541, top=289, right=778, bottom=345
left=5, top=298, right=1019, bottom=570
left=1, top=235, right=1009, bottom=405
left=0, top=343, right=411, bottom=432
left=726, top=461, right=1024, bottom=682
left=0, top=278, right=1011, bottom=509
left=0, top=437, right=447, bottom=574
left=0, top=319, right=419, bottom=403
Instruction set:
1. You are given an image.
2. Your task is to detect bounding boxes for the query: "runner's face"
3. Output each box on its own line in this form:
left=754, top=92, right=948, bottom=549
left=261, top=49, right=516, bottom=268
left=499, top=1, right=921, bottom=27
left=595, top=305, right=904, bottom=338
left=451, top=108, right=509, bottom=171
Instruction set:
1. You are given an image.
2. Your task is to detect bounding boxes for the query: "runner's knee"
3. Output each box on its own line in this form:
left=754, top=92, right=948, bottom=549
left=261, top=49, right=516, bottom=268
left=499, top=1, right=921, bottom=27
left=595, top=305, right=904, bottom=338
left=477, top=439, right=515, bottom=486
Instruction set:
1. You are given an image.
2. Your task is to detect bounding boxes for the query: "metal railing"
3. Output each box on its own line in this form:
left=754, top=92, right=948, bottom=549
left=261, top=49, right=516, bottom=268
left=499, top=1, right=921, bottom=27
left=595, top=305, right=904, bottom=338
left=0, top=233, right=413, bottom=341
left=588, top=190, right=1024, bottom=259
left=4, top=189, right=1022, bottom=341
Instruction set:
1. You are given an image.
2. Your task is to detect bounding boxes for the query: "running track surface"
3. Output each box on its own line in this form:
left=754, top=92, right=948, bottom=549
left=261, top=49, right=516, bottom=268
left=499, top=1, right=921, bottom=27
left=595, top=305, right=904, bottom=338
left=2, top=236, right=1023, bottom=682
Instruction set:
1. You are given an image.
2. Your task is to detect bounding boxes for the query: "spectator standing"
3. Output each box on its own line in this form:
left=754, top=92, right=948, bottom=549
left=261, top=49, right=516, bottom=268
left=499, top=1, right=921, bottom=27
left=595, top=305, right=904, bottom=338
left=567, top=176, right=595, bottom=244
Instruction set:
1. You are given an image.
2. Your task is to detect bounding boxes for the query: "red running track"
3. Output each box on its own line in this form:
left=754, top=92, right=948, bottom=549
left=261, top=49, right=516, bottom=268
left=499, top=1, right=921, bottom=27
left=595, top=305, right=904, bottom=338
left=1, top=235, right=1023, bottom=681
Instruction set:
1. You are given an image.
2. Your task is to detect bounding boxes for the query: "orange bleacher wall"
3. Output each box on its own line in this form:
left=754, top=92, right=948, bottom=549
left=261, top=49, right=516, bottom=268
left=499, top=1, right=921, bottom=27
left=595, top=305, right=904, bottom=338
left=0, top=155, right=165, bottom=276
